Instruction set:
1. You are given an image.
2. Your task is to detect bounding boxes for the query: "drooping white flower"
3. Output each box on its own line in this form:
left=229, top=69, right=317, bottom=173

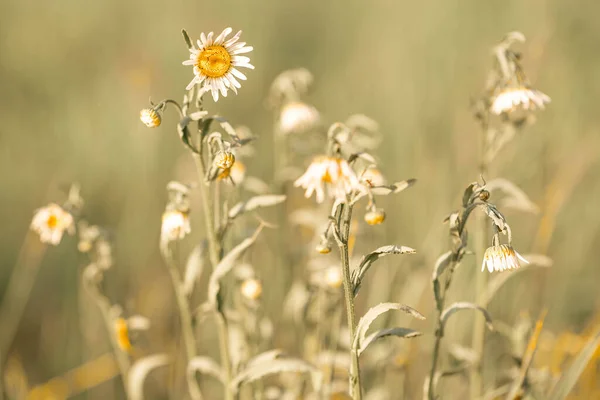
left=183, top=27, right=254, bottom=102
left=491, top=87, right=550, bottom=115
left=161, top=210, right=191, bottom=242
left=481, top=244, right=529, bottom=273
left=31, top=203, right=75, bottom=245
left=294, top=156, right=363, bottom=203
left=140, top=108, right=161, bottom=128
left=278, top=101, right=319, bottom=134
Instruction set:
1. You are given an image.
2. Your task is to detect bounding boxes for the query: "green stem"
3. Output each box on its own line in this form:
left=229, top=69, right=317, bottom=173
left=337, top=204, right=362, bottom=400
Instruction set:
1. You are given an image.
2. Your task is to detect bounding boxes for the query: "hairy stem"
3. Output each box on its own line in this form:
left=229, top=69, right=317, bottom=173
left=337, top=204, right=362, bottom=400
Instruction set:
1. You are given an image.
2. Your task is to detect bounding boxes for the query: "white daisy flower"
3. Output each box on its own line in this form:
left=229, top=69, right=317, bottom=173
left=294, top=156, right=363, bottom=203
left=31, top=203, right=75, bottom=245
left=491, top=87, right=550, bottom=115
left=278, top=101, right=320, bottom=134
left=140, top=108, right=161, bottom=128
left=481, top=244, right=529, bottom=273
left=161, top=210, right=191, bottom=242
left=183, top=27, right=254, bottom=102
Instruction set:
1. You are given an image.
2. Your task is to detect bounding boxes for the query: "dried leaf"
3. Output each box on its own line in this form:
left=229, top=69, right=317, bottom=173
left=228, top=195, right=286, bottom=220
left=487, top=178, right=539, bottom=214
left=231, top=357, right=322, bottom=394
left=462, top=182, right=478, bottom=207
left=482, top=204, right=506, bottom=230
left=354, top=303, right=425, bottom=350
left=207, top=225, right=263, bottom=306
left=440, top=302, right=493, bottom=331
left=127, top=354, right=169, bottom=400
left=431, top=251, right=453, bottom=283
left=188, top=356, right=225, bottom=383
left=183, top=242, right=206, bottom=297
left=548, top=325, right=600, bottom=400
left=359, top=327, right=422, bottom=356
left=370, top=179, right=417, bottom=196
left=351, top=245, right=416, bottom=297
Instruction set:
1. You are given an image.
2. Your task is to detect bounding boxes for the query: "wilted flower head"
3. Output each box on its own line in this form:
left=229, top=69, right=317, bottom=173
left=139, top=108, right=162, bottom=128
left=183, top=27, right=254, bottom=102
left=294, top=156, right=362, bottom=203
left=278, top=101, right=319, bottom=134
left=218, top=158, right=246, bottom=185
left=161, top=210, right=191, bottom=242
left=214, top=151, right=236, bottom=171
left=364, top=209, right=386, bottom=225
left=240, top=278, right=262, bottom=300
left=31, top=203, right=75, bottom=245
left=491, top=87, right=550, bottom=115
left=360, top=167, right=385, bottom=187
left=481, top=244, right=529, bottom=273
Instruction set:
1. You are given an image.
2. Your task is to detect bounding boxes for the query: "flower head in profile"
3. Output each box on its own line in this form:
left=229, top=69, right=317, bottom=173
left=139, top=107, right=162, bottom=128
left=481, top=244, right=529, bottom=273
left=218, top=159, right=246, bottom=185
left=364, top=209, right=386, bottom=225
left=183, top=27, right=254, bottom=102
left=161, top=210, right=191, bottom=243
left=491, top=87, right=550, bottom=115
left=294, top=156, right=362, bottom=203
left=279, top=101, right=320, bottom=134
left=31, top=203, right=75, bottom=245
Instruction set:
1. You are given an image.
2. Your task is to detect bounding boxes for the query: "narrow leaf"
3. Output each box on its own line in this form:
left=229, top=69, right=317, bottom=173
left=188, top=356, right=224, bottom=384
left=548, top=326, right=600, bottom=400
left=246, top=349, right=284, bottom=369
left=183, top=242, right=206, bottom=297
left=207, top=225, right=263, bottom=306
left=431, top=251, right=453, bottom=283
left=370, top=179, right=417, bottom=195
left=359, top=327, right=422, bottom=356
left=351, top=245, right=416, bottom=297
left=440, top=302, right=493, bottom=331
left=228, top=195, right=286, bottom=220
left=354, top=303, right=425, bottom=350
left=128, top=354, right=169, bottom=400
left=231, top=358, right=322, bottom=394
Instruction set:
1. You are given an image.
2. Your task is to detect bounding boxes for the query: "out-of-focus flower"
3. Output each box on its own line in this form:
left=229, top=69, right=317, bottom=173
left=294, top=156, right=363, bottom=203
left=161, top=210, right=191, bottom=242
left=31, top=203, right=75, bottom=245
left=240, top=278, right=263, bottom=300
left=139, top=108, right=162, bottom=128
left=183, top=27, right=254, bottom=102
left=218, top=158, right=246, bottom=185
left=278, top=101, right=319, bottom=134
left=491, top=87, right=550, bottom=115
left=115, top=318, right=132, bottom=352
left=316, top=243, right=332, bottom=254
left=325, top=267, right=343, bottom=289
left=364, top=209, right=386, bottom=225
left=481, top=244, right=528, bottom=273
left=360, top=167, right=385, bottom=187
left=214, top=151, right=236, bottom=171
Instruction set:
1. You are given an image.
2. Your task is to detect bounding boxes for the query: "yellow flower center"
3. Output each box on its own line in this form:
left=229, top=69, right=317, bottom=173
left=46, top=214, right=58, bottom=229
left=196, top=46, right=231, bottom=78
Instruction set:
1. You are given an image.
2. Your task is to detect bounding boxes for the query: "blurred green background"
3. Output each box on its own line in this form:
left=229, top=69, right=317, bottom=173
left=1, top=0, right=600, bottom=398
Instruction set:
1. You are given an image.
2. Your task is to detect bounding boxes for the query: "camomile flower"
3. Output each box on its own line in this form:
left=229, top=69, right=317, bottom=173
left=491, top=87, right=550, bottom=115
left=364, top=209, right=386, bottom=225
left=294, top=156, right=363, bottom=203
left=183, top=27, right=254, bottom=102
left=139, top=108, right=161, bottom=128
left=481, top=244, right=529, bottom=273
left=161, top=210, right=191, bottom=243
left=31, top=203, right=75, bottom=245
left=278, top=101, right=320, bottom=134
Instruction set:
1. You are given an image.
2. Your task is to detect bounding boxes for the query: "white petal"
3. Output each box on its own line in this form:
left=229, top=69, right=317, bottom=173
left=214, top=27, right=232, bottom=45
left=230, top=68, right=247, bottom=80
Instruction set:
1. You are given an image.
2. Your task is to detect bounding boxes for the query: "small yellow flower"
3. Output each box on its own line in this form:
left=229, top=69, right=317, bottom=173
left=491, top=87, right=550, bottom=115
left=218, top=159, right=246, bottom=185
left=279, top=101, right=319, bottom=134
left=481, top=244, right=529, bottom=273
left=161, top=210, right=191, bottom=242
left=324, top=267, right=343, bottom=289
left=31, top=203, right=75, bottom=245
left=316, top=243, right=332, bottom=254
left=182, top=27, right=254, bottom=102
left=214, top=151, right=236, bottom=171
left=364, top=209, right=386, bottom=225
left=240, top=278, right=262, bottom=300
left=294, top=156, right=363, bottom=203
left=140, top=108, right=161, bottom=128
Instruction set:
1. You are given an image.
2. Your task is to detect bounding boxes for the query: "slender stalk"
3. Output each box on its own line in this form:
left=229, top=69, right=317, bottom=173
left=337, top=204, right=362, bottom=400
left=191, top=142, right=233, bottom=400
left=471, top=113, right=490, bottom=398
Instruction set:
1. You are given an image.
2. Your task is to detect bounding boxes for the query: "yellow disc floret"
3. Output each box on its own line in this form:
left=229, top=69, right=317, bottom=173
left=196, top=46, right=231, bottom=78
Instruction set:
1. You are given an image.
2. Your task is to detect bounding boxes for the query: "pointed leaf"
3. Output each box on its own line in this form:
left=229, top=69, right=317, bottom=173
left=359, top=327, right=422, bottom=356
left=351, top=245, right=416, bottom=297
left=354, top=303, right=425, bottom=350
left=231, top=358, right=322, bottom=394
left=440, top=302, right=493, bottom=331
left=246, top=349, right=284, bottom=369
left=188, top=356, right=224, bottom=383
left=370, top=179, right=417, bottom=195
left=183, top=242, right=206, bottom=297
left=228, top=195, right=286, bottom=220
left=128, top=354, right=169, bottom=400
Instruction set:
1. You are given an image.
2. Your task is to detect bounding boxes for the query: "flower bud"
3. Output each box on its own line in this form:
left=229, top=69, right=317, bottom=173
left=140, top=108, right=161, bottom=128
left=316, top=243, right=332, bottom=254
left=364, top=209, right=386, bottom=225
left=214, top=151, right=236, bottom=170
left=479, top=190, right=490, bottom=201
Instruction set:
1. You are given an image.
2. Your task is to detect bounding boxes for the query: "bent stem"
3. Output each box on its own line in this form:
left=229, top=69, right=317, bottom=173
left=337, top=203, right=362, bottom=400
